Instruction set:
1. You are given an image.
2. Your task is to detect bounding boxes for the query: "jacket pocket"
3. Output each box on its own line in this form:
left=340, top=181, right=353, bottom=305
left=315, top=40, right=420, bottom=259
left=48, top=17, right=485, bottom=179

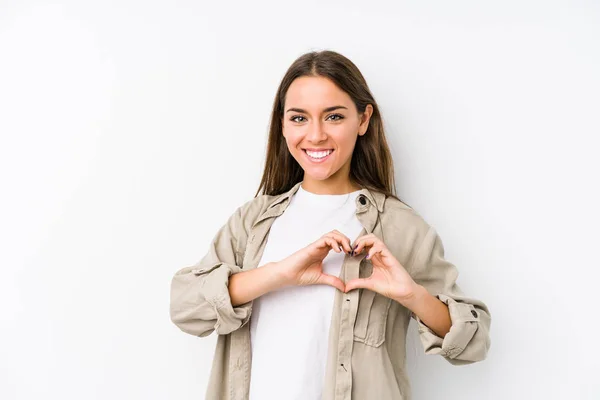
left=353, top=289, right=392, bottom=347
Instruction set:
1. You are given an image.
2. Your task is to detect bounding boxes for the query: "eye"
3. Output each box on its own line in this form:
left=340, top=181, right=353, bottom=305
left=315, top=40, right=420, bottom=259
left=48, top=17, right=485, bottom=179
left=290, top=115, right=306, bottom=123
left=327, top=113, right=344, bottom=121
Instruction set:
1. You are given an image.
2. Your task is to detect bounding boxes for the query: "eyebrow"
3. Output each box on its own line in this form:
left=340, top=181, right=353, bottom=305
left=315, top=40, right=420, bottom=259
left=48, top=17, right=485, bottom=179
left=285, top=105, right=348, bottom=114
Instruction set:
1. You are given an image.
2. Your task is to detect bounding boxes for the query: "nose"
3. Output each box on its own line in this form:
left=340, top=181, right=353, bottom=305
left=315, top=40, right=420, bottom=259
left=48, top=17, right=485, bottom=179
left=306, top=120, right=327, bottom=143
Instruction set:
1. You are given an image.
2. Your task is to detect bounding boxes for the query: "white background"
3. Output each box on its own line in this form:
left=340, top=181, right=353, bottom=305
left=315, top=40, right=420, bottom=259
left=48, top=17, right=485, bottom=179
left=1, top=1, right=599, bottom=399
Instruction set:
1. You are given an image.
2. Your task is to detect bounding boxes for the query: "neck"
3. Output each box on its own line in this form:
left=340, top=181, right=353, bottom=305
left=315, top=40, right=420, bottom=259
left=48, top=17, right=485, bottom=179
left=301, top=175, right=361, bottom=195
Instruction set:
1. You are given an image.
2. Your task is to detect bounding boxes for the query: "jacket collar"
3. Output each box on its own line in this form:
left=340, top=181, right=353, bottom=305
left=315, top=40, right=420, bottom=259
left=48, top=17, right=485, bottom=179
left=267, top=181, right=386, bottom=213
left=357, top=186, right=386, bottom=213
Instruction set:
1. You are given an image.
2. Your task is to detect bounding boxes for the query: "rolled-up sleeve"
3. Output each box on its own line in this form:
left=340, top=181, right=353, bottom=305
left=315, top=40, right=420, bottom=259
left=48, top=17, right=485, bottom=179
left=409, top=226, right=491, bottom=365
left=170, top=203, right=253, bottom=337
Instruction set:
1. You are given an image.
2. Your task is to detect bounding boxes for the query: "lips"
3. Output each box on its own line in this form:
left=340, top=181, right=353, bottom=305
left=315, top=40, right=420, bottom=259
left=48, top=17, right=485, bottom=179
left=303, top=149, right=334, bottom=163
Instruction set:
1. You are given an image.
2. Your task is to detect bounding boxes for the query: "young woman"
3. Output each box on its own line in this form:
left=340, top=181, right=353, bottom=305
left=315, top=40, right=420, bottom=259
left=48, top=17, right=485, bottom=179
left=170, top=50, right=491, bottom=400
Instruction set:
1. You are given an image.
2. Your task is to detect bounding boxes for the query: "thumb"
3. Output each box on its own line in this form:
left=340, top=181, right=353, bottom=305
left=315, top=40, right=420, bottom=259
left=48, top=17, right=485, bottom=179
left=317, top=274, right=346, bottom=292
left=344, top=278, right=373, bottom=293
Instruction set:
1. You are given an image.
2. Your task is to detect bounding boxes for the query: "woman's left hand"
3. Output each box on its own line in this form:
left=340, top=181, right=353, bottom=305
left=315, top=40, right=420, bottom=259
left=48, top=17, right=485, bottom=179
left=344, top=233, right=420, bottom=305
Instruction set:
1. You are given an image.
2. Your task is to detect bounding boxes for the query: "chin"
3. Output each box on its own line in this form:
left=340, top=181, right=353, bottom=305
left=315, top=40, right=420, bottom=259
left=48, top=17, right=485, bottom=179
left=302, top=170, right=336, bottom=182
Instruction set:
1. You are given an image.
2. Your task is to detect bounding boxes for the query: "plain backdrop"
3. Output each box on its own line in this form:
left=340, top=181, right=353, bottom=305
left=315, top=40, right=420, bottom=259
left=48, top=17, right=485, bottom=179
left=1, top=1, right=599, bottom=399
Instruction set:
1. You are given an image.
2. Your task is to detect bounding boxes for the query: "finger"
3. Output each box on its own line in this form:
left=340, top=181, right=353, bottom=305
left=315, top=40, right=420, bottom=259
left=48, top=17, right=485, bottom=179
left=366, top=245, right=383, bottom=260
left=331, top=230, right=353, bottom=253
left=324, top=237, right=342, bottom=252
left=353, top=236, right=379, bottom=255
left=323, top=235, right=343, bottom=252
left=352, top=232, right=376, bottom=245
left=318, top=274, right=346, bottom=292
left=326, top=231, right=352, bottom=253
left=344, top=277, right=375, bottom=293
left=316, top=237, right=341, bottom=252
left=367, top=244, right=392, bottom=261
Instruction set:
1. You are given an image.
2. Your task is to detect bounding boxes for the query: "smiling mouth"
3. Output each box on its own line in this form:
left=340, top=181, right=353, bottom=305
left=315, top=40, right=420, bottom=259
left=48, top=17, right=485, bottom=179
left=303, top=149, right=334, bottom=162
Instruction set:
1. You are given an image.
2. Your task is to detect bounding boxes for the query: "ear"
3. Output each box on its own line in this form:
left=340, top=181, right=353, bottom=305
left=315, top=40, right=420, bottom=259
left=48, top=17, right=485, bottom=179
left=358, top=104, right=373, bottom=136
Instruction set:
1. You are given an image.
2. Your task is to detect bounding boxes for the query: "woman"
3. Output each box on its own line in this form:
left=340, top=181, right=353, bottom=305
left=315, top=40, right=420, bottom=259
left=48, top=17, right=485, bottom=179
left=170, top=50, right=491, bottom=400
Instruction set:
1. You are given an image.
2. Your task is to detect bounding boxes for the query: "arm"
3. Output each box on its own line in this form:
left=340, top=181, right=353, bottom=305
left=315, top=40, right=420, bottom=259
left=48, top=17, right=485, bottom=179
left=170, top=202, right=258, bottom=337
left=228, top=262, right=287, bottom=306
left=170, top=203, right=348, bottom=337
left=409, top=226, right=492, bottom=365
left=229, top=230, right=349, bottom=305
left=401, top=284, right=452, bottom=339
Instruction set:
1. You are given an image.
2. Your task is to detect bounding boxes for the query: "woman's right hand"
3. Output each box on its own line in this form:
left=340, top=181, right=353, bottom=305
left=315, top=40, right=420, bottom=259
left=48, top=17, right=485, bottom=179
left=275, top=230, right=354, bottom=292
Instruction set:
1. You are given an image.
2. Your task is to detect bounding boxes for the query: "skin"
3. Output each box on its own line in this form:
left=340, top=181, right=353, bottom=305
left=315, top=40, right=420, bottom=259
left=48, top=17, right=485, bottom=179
left=229, top=76, right=452, bottom=338
left=281, top=75, right=372, bottom=195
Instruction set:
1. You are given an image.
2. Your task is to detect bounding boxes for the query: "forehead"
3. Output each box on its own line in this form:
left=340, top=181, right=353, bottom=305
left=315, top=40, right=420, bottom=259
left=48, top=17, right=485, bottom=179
left=285, top=76, right=352, bottom=109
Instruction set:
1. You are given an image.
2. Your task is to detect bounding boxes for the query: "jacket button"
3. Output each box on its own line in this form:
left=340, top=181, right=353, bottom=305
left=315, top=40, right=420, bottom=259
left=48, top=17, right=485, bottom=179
left=471, top=310, right=478, bottom=318
left=358, top=195, right=367, bottom=205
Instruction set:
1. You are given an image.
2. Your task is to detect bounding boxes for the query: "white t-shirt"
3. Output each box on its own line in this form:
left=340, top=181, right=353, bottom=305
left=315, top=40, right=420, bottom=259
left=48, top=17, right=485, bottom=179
left=248, top=185, right=364, bottom=400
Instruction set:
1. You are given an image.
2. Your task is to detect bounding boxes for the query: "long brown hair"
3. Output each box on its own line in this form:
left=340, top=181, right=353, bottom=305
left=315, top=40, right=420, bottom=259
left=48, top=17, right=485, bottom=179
left=255, top=50, right=401, bottom=203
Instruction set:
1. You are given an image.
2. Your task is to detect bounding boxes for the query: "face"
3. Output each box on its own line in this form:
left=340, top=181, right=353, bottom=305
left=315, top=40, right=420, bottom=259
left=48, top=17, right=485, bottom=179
left=282, top=76, right=373, bottom=193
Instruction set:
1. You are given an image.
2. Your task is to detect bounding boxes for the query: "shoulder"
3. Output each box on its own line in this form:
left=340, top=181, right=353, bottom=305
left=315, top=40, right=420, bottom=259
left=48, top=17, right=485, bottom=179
left=381, top=196, right=430, bottom=230
left=231, top=192, right=283, bottom=230
left=379, top=195, right=434, bottom=247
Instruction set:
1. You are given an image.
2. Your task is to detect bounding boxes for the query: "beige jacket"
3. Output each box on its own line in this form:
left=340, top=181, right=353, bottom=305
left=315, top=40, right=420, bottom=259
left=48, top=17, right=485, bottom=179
left=170, top=181, right=491, bottom=400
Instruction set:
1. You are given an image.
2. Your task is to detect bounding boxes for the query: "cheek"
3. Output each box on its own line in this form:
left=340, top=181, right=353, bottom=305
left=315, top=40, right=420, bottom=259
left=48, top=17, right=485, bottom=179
left=332, top=129, right=358, bottom=151
left=282, top=129, right=303, bottom=149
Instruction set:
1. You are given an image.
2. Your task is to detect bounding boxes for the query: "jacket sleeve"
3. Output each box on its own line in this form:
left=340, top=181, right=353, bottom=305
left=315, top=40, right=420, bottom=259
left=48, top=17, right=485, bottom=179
left=169, top=202, right=253, bottom=337
left=409, top=226, right=491, bottom=365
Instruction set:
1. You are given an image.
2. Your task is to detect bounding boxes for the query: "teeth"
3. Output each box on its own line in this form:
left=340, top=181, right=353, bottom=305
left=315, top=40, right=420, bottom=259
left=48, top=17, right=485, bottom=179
left=306, top=150, right=332, bottom=159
